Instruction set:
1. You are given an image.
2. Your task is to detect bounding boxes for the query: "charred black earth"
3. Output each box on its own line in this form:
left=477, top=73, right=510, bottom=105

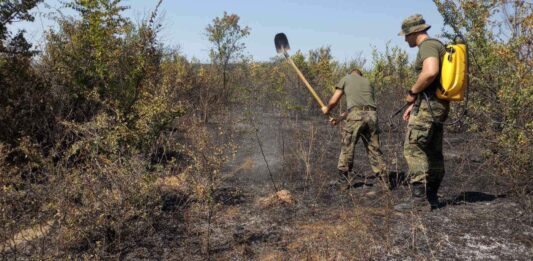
left=161, top=112, right=533, bottom=260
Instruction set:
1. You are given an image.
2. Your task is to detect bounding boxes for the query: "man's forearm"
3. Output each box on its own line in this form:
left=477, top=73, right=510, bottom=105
left=322, top=96, right=339, bottom=115
left=326, top=98, right=338, bottom=111
left=324, top=89, right=343, bottom=113
left=411, top=71, right=437, bottom=94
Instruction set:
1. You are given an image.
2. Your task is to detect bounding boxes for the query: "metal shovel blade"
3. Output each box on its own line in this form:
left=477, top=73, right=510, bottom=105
left=273, top=33, right=326, bottom=109
left=274, top=33, right=290, bottom=54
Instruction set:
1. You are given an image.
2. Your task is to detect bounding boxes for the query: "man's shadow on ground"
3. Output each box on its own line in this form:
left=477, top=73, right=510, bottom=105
left=374, top=171, right=507, bottom=209
left=441, top=192, right=507, bottom=207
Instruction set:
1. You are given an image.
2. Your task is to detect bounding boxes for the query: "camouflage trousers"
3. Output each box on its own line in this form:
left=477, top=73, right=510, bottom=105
left=338, top=110, right=387, bottom=176
left=404, top=98, right=449, bottom=186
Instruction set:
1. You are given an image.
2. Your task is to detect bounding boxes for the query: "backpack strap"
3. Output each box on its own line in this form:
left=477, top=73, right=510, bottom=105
left=421, top=38, right=445, bottom=47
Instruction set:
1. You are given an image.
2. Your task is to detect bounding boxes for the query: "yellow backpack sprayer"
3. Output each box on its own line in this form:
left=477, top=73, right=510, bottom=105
left=438, top=36, right=468, bottom=101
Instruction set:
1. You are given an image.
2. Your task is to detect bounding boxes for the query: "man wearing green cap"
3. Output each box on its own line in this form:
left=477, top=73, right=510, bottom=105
left=395, top=14, right=449, bottom=211
left=321, top=68, right=388, bottom=189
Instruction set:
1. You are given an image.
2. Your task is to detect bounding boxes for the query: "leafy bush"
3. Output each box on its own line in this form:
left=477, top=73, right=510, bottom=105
left=434, top=0, right=532, bottom=188
left=0, top=1, right=231, bottom=258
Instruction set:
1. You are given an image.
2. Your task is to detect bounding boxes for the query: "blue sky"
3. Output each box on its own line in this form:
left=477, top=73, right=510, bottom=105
left=13, top=0, right=446, bottom=64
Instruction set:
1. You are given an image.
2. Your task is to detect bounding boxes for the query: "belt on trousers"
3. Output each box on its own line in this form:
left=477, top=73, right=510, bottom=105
left=348, top=105, right=376, bottom=112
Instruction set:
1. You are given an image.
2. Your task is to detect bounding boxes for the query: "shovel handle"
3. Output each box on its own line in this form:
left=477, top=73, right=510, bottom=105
left=285, top=55, right=326, bottom=108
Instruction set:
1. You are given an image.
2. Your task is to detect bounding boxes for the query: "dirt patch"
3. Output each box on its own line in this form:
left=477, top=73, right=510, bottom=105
left=257, top=189, right=296, bottom=207
left=1, top=220, right=54, bottom=252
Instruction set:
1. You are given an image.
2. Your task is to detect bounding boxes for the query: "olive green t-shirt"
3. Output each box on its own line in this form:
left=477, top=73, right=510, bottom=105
left=335, top=74, right=376, bottom=109
left=414, top=38, right=446, bottom=93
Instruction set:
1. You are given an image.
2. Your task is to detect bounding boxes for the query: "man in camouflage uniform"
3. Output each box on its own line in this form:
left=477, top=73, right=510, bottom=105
left=395, top=14, right=449, bottom=211
left=321, top=68, right=388, bottom=189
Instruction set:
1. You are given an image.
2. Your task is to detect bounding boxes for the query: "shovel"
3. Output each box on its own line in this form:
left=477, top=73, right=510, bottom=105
left=274, top=33, right=327, bottom=111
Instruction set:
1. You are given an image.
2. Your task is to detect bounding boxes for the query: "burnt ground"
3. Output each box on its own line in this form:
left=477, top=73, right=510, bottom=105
left=163, top=112, right=533, bottom=260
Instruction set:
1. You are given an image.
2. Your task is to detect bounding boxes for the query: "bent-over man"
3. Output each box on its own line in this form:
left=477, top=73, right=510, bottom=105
left=322, top=68, right=388, bottom=189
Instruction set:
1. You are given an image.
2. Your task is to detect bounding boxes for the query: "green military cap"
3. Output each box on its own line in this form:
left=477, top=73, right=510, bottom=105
left=398, top=14, right=431, bottom=36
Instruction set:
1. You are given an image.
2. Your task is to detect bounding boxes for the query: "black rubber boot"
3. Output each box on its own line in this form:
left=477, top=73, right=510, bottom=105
left=332, top=170, right=367, bottom=190
left=426, top=182, right=441, bottom=210
left=386, top=171, right=406, bottom=190
left=394, top=183, right=430, bottom=212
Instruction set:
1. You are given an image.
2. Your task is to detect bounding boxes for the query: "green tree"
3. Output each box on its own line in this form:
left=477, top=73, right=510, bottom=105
left=41, top=0, right=183, bottom=155
left=45, top=0, right=132, bottom=120
left=433, top=0, right=532, bottom=182
left=0, top=0, right=42, bottom=53
left=307, top=46, right=337, bottom=97
left=368, top=42, right=412, bottom=93
left=0, top=0, right=48, bottom=145
left=206, top=12, right=250, bottom=101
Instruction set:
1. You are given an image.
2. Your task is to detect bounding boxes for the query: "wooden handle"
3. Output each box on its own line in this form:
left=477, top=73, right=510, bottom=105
left=286, top=57, right=326, bottom=108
